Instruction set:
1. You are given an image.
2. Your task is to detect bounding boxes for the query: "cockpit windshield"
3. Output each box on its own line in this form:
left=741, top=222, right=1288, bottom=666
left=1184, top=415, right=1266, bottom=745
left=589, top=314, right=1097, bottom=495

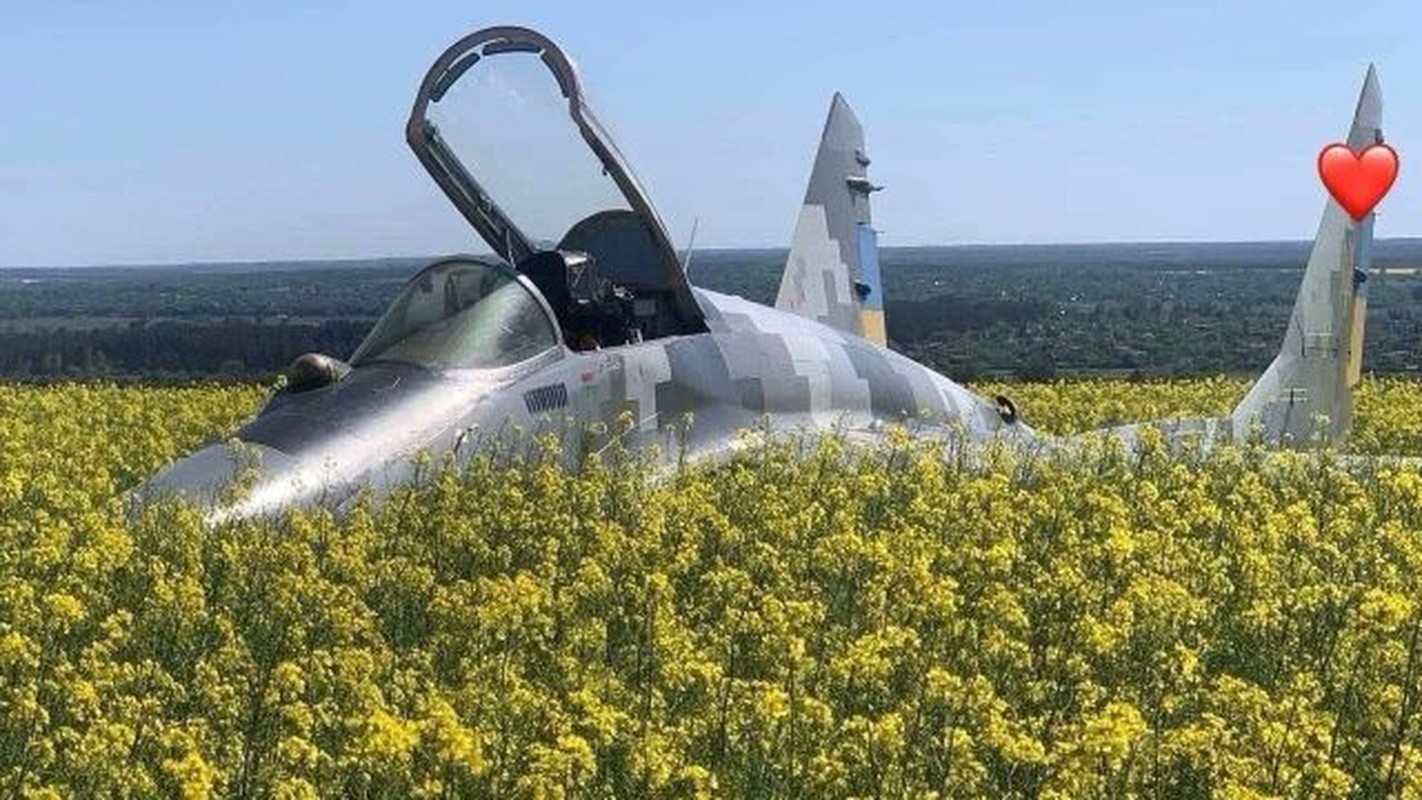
left=350, top=259, right=558, bottom=371
left=407, top=26, right=708, bottom=339
left=423, top=47, right=631, bottom=251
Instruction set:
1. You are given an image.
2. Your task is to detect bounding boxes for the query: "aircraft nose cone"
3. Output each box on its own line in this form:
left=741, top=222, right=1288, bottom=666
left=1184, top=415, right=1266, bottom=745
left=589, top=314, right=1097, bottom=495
left=138, top=441, right=334, bottom=523
left=140, top=443, right=252, bottom=505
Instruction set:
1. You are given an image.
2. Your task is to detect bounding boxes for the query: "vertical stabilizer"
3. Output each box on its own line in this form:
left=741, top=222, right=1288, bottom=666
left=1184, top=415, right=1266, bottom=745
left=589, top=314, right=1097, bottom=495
left=1231, top=65, right=1382, bottom=447
left=775, top=93, right=887, bottom=344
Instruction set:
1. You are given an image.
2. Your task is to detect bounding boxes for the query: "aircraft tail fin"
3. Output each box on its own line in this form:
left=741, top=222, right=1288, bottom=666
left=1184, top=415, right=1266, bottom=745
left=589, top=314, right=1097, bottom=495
left=1230, top=65, right=1382, bottom=448
left=775, top=93, right=887, bottom=345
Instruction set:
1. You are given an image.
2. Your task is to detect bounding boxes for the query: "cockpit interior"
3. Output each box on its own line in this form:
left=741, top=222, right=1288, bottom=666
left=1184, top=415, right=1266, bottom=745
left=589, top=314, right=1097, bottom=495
left=405, top=26, right=707, bottom=352
left=518, top=207, right=693, bottom=350
left=279, top=26, right=716, bottom=393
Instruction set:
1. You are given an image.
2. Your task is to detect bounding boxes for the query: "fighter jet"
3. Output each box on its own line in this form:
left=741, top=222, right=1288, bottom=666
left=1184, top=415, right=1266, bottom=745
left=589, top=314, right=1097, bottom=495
left=143, top=26, right=1385, bottom=521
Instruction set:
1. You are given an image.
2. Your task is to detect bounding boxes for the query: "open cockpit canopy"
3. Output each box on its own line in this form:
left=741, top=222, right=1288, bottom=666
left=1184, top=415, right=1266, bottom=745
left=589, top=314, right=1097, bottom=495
left=407, top=26, right=705, bottom=340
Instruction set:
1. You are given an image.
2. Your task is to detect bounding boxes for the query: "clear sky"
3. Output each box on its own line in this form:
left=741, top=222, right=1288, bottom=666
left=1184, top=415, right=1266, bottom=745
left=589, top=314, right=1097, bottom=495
left=0, top=1, right=1418, bottom=266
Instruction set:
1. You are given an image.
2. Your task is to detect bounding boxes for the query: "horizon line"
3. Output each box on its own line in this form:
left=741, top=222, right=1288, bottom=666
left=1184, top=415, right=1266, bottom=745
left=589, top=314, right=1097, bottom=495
left=8, top=236, right=1422, bottom=271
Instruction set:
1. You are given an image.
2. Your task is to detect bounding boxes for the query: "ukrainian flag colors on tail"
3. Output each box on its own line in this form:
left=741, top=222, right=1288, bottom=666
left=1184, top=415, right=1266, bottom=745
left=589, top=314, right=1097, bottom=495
left=776, top=94, right=888, bottom=345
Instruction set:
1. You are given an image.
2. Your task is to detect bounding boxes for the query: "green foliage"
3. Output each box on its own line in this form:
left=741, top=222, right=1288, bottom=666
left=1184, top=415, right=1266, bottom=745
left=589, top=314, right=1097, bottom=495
left=4, top=381, right=1422, bottom=796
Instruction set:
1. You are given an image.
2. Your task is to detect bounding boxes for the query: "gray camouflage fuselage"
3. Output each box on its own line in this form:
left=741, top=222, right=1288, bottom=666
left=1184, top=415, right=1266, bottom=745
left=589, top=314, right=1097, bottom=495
left=141, top=26, right=1391, bottom=520
left=147, top=282, right=1012, bottom=521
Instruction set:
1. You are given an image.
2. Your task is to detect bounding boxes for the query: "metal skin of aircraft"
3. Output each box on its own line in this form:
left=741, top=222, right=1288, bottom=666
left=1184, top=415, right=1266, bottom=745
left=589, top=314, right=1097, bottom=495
left=142, top=26, right=1385, bottom=522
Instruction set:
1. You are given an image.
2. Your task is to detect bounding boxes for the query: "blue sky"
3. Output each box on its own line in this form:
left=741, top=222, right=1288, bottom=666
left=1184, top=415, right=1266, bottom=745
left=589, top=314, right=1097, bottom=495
left=0, top=1, right=1418, bottom=266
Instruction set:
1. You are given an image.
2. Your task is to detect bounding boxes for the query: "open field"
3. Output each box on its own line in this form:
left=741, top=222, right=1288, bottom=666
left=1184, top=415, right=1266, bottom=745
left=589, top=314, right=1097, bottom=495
left=3, top=379, right=1422, bottom=796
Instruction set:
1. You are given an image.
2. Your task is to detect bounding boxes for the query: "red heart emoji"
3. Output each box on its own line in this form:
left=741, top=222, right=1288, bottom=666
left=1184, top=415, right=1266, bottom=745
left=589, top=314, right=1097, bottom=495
left=1318, top=142, right=1399, bottom=221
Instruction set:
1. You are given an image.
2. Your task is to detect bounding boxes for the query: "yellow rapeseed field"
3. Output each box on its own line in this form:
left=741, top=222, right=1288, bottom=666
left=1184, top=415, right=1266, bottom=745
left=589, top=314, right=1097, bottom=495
left=3, top=378, right=1422, bottom=797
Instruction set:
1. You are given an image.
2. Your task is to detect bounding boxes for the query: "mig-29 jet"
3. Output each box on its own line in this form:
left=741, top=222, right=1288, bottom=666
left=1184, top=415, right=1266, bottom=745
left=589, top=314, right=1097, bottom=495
left=144, top=26, right=1386, bottom=521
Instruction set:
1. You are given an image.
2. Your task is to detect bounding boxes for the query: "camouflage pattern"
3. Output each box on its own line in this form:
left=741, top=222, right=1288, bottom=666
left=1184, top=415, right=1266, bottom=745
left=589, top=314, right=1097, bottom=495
left=140, top=28, right=1382, bottom=521
left=1229, top=65, right=1382, bottom=447
left=143, top=269, right=1019, bottom=522
left=775, top=94, right=888, bottom=345
left=1097, top=65, right=1383, bottom=454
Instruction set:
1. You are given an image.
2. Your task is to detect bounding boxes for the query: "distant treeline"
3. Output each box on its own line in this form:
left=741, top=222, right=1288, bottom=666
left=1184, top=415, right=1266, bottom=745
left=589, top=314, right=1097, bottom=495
left=0, top=320, right=370, bottom=381
left=0, top=305, right=1053, bottom=381
left=4, top=244, right=1422, bottom=381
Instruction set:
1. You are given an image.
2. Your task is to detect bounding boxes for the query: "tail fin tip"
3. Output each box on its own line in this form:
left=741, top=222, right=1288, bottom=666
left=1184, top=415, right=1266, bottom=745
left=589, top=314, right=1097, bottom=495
left=1230, top=63, right=1381, bottom=448
left=775, top=93, right=887, bottom=345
